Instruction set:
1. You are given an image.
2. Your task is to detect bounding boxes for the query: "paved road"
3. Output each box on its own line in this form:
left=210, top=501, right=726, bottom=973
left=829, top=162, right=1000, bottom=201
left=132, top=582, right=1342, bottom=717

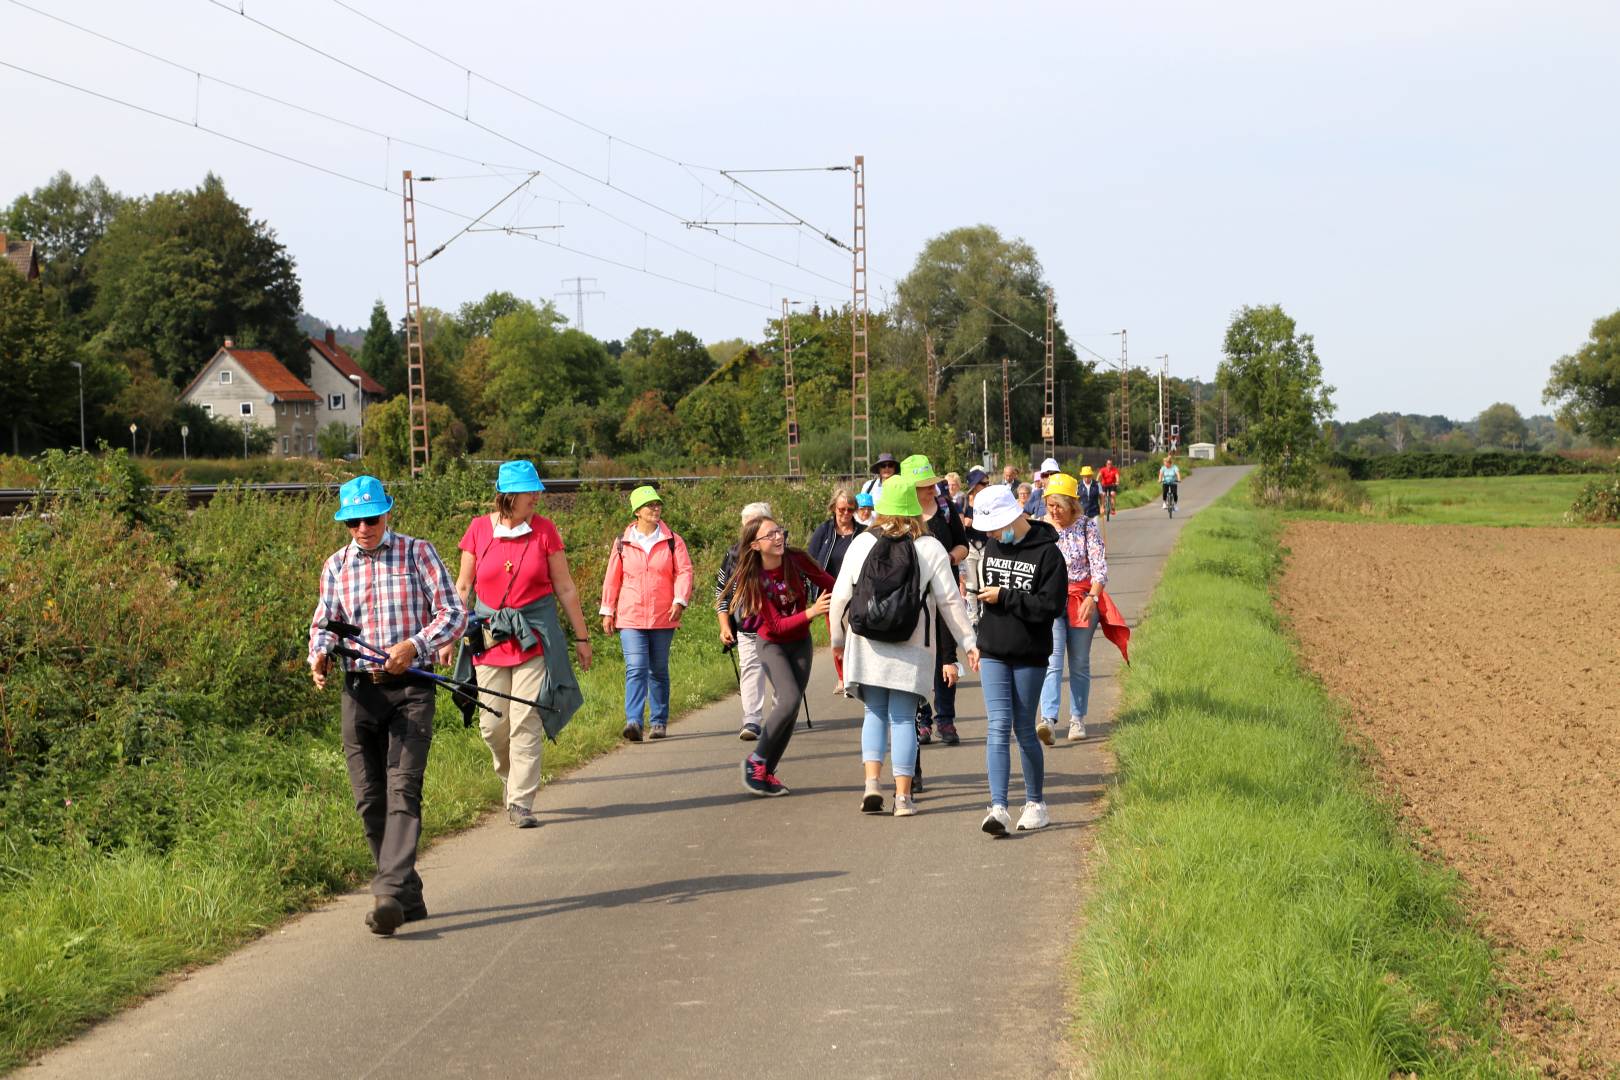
left=28, top=467, right=1248, bottom=1080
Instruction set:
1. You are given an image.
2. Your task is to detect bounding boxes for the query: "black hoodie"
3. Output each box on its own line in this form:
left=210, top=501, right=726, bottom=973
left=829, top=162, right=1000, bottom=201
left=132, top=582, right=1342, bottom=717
left=976, top=519, right=1067, bottom=665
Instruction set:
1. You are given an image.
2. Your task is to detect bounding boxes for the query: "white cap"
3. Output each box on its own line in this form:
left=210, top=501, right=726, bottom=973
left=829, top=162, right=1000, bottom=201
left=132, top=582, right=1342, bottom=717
left=1039, top=457, right=1062, bottom=476
left=973, top=485, right=1024, bottom=532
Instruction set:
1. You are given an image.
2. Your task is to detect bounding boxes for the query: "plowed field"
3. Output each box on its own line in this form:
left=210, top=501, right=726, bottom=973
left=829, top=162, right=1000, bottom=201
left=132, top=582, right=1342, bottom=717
left=1278, top=522, right=1620, bottom=1077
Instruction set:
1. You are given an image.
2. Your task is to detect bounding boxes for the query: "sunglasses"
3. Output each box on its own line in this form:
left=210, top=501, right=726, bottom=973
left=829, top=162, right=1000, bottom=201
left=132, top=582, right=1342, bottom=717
left=345, top=515, right=382, bottom=529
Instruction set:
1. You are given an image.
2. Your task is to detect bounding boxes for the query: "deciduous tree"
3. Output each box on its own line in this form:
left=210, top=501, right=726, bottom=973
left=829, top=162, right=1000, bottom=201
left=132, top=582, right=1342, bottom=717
left=1544, top=309, right=1620, bottom=444
left=1218, top=304, right=1334, bottom=501
left=0, top=264, right=73, bottom=453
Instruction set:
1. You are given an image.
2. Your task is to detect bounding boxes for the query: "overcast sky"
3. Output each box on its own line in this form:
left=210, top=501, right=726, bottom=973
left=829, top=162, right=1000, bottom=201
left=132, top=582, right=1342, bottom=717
left=5, top=0, right=1618, bottom=421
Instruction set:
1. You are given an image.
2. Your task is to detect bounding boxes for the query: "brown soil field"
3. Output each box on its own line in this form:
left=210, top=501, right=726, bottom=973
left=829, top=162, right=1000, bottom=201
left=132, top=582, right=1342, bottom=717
left=1278, top=522, right=1620, bottom=1077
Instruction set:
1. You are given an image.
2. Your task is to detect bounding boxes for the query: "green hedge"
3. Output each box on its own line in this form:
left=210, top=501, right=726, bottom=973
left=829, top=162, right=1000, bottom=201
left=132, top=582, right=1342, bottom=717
left=1327, top=450, right=1605, bottom=480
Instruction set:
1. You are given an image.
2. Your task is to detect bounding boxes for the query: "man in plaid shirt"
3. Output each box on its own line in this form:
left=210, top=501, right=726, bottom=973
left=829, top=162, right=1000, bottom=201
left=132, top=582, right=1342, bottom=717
left=308, top=475, right=466, bottom=936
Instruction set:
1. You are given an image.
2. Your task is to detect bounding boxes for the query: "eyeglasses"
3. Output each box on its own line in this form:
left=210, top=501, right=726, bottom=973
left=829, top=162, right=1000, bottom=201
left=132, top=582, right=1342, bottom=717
left=834, top=506, right=853, bottom=514
left=758, top=529, right=788, bottom=544
left=345, top=515, right=382, bottom=529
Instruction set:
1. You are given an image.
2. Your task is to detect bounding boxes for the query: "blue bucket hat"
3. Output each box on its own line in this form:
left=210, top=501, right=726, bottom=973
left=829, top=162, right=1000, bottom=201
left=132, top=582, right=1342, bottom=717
left=856, top=491, right=875, bottom=508
left=334, top=475, right=394, bottom=521
left=497, top=460, right=545, bottom=494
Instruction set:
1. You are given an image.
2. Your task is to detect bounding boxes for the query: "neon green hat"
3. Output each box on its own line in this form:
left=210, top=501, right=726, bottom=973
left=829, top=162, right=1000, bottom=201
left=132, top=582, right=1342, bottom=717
left=629, top=485, right=663, bottom=512
left=874, top=478, right=922, bottom=517
left=899, top=453, right=941, bottom=488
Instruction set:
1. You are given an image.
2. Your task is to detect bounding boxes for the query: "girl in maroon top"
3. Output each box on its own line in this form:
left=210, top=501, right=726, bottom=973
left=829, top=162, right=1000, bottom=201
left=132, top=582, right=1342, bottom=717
left=723, top=515, right=834, bottom=797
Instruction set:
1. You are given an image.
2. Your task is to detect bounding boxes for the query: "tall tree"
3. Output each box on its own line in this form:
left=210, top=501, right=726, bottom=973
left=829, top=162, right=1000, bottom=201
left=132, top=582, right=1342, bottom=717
left=0, top=264, right=73, bottom=453
left=480, top=305, right=612, bottom=449
left=1475, top=402, right=1528, bottom=449
left=111, top=349, right=178, bottom=455
left=87, top=173, right=303, bottom=385
left=359, top=299, right=405, bottom=398
left=1544, top=309, right=1620, bottom=444
left=1218, top=304, right=1334, bottom=501
left=0, top=170, right=126, bottom=327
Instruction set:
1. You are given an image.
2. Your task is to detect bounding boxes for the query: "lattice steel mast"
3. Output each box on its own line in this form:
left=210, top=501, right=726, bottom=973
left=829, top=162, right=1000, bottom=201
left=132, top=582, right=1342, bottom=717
left=1042, top=288, right=1056, bottom=461
left=402, top=170, right=429, bottom=477
left=782, top=298, right=801, bottom=477
left=850, top=155, right=870, bottom=475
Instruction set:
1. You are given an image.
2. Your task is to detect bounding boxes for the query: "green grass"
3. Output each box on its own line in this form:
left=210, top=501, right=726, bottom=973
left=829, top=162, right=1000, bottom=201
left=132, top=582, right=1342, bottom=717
left=1072, top=489, right=1527, bottom=1078
left=1292, top=475, right=1599, bottom=527
left=0, top=636, right=742, bottom=1072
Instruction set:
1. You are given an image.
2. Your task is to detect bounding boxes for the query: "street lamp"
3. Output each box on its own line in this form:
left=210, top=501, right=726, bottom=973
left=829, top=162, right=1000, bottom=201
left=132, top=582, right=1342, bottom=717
left=348, top=374, right=364, bottom=458
left=128, top=422, right=137, bottom=456
left=180, top=424, right=190, bottom=461
left=69, top=360, right=85, bottom=451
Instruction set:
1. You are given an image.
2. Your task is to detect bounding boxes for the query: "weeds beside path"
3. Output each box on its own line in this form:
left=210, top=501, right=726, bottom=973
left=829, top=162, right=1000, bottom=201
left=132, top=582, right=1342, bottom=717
left=1071, top=489, right=1527, bottom=1078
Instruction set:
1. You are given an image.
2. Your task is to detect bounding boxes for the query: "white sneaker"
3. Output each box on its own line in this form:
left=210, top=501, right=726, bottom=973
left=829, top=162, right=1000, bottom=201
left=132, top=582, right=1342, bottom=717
left=1035, top=718, right=1055, bottom=746
left=893, top=794, right=918, bottom=818
left=1067, top=719, right=1087, bottom=741
left=1015, top=801, right=1050, bottom=831
left=980, top=805, right=1012, bottom=836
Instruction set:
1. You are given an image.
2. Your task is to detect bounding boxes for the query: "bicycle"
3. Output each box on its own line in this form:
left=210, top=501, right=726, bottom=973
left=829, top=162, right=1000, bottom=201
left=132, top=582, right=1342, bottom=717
left=1101, top=486, right=1118, bottom=521
left=1163, top=482, right=1178, bottom=518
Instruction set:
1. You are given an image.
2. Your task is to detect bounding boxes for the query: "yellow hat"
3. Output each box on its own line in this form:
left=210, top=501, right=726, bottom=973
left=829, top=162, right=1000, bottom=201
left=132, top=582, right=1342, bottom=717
left=1044, top=473, right=1078, bottom=499
left=1078, top=465, right=1095, bottom=478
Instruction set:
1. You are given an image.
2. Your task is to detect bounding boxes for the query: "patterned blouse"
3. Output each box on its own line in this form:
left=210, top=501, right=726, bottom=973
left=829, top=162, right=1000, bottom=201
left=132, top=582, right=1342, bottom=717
left=1054, top=517, right=1108, bottom=588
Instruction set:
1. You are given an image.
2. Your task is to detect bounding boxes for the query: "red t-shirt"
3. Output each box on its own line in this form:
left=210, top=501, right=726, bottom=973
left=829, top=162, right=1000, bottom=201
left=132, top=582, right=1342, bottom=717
left=733, top=552, right=835, bottom=643
left=457, top=513, right=565, bottom=667
left=1098, top=467, right=1119, bottom=487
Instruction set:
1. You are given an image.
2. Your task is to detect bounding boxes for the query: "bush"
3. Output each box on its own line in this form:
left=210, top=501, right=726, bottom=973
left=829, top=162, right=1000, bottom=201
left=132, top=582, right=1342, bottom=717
left=1327, top=450, right=1604, bottom=480
left=1566, top=471, right=1620, bottom=523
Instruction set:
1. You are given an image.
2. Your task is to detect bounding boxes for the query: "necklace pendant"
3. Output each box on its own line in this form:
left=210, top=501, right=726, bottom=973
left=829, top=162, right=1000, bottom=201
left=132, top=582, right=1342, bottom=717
left=504, top=560, right=514, bottom=574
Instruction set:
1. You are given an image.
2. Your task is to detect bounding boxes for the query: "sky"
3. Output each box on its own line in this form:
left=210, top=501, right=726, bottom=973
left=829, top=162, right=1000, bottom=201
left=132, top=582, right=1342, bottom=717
left=4, top=0, right=1618, bottom=422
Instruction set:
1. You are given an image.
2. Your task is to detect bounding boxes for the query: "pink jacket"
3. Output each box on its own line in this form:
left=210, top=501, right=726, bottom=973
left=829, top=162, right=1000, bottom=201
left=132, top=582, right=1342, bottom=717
left=599, top=524, right=695, bottom=630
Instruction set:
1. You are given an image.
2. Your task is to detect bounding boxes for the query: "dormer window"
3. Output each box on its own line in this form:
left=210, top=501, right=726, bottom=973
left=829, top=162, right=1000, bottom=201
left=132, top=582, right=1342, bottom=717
left=220, top=370, right=233, bottom=384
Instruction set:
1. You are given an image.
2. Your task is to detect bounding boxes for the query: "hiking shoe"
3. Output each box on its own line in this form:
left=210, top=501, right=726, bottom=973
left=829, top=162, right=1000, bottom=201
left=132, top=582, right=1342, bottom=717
left=861, top=781, right=884, bottom=814
left=622, top=723, right=643, bottom=742
left=365, top=895, right=404, bottom=936
left=1015, top=801, right=1051, bottom=831
left=764, top=772, right=789, bottom=796
left=937, top=719, right=960, bottom=746
left=1067, top=719, right=1087, bottom=742
left=508, top=803, right=539, bottom=829
left=401, top=903, right=429, bottom=924
left=742, top=757, right=786, bottom=797
left=916, top=721, right=932, bottom=745
left=738, top=722, right=761, bottom=741
left=1035, top=718, right=1056, bottom=746
left=980, top=805, right=1011, bottom=836
left=893, top=794, right=918, bottom=818
left=649, top=722, right=668, bottom=739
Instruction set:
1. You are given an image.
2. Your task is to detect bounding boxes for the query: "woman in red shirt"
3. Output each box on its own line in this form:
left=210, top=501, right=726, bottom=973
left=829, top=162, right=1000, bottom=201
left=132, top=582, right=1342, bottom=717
left=451, top=461, right=593, bottom=829
left=722, top=514, right=834, bottom=797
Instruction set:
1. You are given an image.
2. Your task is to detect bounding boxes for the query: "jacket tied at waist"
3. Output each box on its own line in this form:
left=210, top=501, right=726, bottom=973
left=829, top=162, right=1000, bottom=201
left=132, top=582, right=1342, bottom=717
left=453, top=593, right=583, bottom=741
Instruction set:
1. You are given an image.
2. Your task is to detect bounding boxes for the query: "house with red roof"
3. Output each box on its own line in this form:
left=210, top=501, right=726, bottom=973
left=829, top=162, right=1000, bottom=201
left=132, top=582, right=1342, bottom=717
left=306, top=329, right=385, bottom=439
left=180, top=340, right=321, bottom=457
left=1, top=232, right=40, bottom=281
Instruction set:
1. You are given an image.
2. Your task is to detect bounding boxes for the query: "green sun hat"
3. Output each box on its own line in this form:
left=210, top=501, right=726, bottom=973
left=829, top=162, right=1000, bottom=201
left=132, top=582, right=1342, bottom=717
left=899, top=453, right=941, bottom=488
left=629, top=485, right=663, bottom=512
left=874, top=478, right=923, bottom=517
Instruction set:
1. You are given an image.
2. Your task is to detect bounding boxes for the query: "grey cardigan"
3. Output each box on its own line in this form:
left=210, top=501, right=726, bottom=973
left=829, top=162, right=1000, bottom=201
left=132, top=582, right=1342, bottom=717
left=828, top=531, right=977, bottom=700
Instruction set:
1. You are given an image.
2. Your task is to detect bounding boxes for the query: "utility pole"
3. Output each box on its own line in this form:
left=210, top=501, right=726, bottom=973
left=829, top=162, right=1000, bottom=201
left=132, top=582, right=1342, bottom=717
left=1060, top=381, right=1068, bottom=447
left=1194, top=381, right=1202, bottom=444
left=555, top=277, right=605, bottom=331
left=1001, top=355, right=1012, bottom=470
left=1221, top=388, right=1229, bottom=447
left=982, top=378, right=989, bottom=467
left=781, top=298, right=800, bottom=477
left=402, top=170, right=430, bottom=477
left=1155, top=354, right=1169, bottom=457
left=1042, top=287, right=1056, bottom=462
left=924, top=327, right=937, bottom=428
left=1114, top=329, right=1129, bottom=466
left=849, top=154, right=871, bottom=475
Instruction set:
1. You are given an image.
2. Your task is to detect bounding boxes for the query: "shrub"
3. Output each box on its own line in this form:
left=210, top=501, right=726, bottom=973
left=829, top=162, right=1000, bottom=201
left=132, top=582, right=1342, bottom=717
left=1566, top=471, right=1620, bottom=523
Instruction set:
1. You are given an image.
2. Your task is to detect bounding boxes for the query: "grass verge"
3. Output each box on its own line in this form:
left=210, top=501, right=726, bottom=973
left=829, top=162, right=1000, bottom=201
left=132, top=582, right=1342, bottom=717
left=0, top=636, right=741, bottom=1073
left=1290, top=474, right=1599, bottom=527
left=1072, top=488, right=1527, bottom=1078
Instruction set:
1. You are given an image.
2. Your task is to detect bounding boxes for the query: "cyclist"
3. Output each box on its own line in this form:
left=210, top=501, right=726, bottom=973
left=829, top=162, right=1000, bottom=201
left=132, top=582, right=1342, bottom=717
left=1159, top=456, right=1181, bottom=511
left=1097, top=459, right=1119, bottom=518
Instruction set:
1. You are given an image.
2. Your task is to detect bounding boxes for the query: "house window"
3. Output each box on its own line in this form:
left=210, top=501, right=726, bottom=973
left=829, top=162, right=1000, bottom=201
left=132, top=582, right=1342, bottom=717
left=200, top=403, right=213, bottom=417
left=330, top=393, right=345, bottom=411
left=277, top=402, right=285, bottom=417
left=240, top=402, right=253, bottom=417
left=281, top=436, right=289, bottom=454
left=306, top=434, right=315, bottom=452
left=220, top=370, right=232, bottom=384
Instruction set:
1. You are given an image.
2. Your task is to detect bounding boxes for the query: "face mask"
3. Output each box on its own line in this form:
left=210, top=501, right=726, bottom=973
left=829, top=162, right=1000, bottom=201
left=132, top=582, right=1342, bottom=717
left=998, top=527, right=1017, bottom=544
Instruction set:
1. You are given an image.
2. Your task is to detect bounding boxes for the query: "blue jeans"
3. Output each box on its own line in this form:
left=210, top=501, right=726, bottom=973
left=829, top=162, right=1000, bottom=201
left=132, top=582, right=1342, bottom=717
left=1040, top=607, right=1097, bottom=721
left=859, top=685, right=922, bottom=778
left=980, top=657, right=1045, bottom=807
left=620, top=628, right=674, bottom=728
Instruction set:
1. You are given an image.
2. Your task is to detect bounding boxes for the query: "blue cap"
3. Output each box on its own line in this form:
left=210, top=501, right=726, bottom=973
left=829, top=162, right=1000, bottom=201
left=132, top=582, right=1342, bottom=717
left=856, top=491, right=875, bottom=508
left=334, top=475, right=394, bottom=521
left=497, top=460, right=545, bottom=493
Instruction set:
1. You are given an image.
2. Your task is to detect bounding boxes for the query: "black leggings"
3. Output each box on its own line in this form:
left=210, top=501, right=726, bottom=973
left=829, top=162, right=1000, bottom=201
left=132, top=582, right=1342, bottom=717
left=754, top=636, right=814, bottom=773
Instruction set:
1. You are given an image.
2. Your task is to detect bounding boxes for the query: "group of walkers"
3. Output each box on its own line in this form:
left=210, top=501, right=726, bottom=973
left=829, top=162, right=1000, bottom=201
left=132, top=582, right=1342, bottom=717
left=306, top=453, right=1129, bottom=936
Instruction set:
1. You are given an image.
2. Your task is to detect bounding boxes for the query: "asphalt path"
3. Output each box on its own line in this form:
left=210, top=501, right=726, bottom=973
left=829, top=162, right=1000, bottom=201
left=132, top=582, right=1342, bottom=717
left=28, top=466, right=1248, bottom=1080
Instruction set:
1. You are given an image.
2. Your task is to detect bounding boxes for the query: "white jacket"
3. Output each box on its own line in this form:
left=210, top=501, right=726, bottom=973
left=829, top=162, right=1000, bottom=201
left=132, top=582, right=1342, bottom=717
left=829, top=531, right=977, bottom=700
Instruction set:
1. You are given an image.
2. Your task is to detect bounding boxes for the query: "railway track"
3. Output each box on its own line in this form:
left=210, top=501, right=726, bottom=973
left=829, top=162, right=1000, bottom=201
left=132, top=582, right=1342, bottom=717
left=0, top=474, right=819, bottom=516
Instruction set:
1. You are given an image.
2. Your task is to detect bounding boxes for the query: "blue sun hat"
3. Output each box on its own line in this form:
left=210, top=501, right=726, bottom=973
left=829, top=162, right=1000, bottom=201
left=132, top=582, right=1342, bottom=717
left=334, top=475, right=394, bottom=521
left=856, top=491, right=875, bottom=509
left=497, top=460, right=545, bottom=493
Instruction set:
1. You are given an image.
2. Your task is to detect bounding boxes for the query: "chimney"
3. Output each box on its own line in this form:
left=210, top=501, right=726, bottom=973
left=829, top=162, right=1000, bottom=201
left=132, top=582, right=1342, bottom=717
left=325, top=328, right=336, bottom=349
left=224, top=338, right=235, bottom=349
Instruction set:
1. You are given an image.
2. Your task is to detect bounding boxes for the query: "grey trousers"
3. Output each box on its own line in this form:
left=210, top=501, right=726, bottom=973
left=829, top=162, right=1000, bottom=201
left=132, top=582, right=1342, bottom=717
left=341, top=676, right=435, bottom=908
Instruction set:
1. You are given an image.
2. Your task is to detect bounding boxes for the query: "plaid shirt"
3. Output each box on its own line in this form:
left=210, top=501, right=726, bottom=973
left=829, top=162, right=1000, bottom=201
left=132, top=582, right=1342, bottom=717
left=307, top=530, right=467, bottom=672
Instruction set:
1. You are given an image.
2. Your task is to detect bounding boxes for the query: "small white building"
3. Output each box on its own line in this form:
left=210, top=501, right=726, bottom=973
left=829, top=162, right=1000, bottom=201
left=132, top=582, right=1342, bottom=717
left=306, top=330, right=386, bottom=449
left=180, top=341, right=321, bottom=457
left=1187, top=442, right=1217, bottom=461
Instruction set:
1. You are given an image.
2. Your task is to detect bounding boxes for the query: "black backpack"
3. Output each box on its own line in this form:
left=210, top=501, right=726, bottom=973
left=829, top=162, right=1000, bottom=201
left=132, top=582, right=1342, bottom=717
left=849, top=534, right=928, bottom=644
